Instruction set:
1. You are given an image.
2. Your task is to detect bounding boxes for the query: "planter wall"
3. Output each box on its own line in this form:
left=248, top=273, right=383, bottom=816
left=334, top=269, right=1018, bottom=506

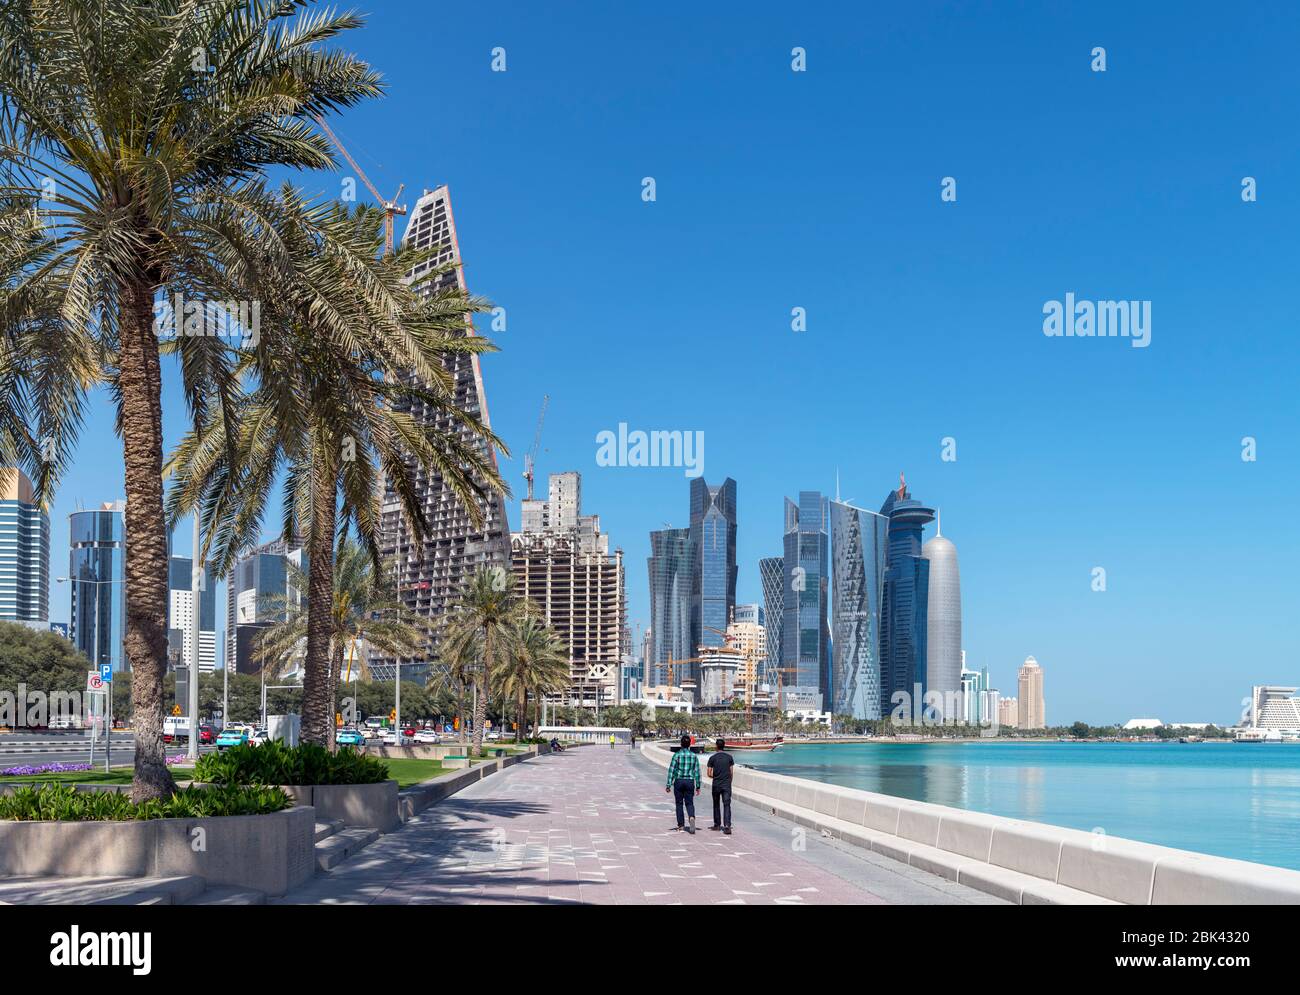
left=282, top=780, right=400, bottom=832
left=0, top=805, right=315, bottom=896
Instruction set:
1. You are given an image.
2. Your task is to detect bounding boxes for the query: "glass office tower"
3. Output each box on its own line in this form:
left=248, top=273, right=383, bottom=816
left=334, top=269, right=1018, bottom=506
left=68, top=502, right=126, bottom=673
left=782, top=491, right=830, bottom=710
left=830, top=499, right=889, bottom=720
left=0, top=469, right=49, bottom=622
left=688, top=477, right=738, bottom=658
left=879, top=478, right=935, bottom=721
left=647, top=527, right=693, bottom=687
left=759, top=556, right=784, bottom=691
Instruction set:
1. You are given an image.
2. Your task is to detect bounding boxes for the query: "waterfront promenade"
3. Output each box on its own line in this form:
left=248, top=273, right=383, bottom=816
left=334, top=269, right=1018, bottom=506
left=277, top=746, right=1003, bottom=905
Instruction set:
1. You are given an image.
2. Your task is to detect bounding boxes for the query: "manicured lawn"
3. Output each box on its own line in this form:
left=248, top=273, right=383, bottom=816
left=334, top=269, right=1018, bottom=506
left=379, top=758, right=458, bottom=788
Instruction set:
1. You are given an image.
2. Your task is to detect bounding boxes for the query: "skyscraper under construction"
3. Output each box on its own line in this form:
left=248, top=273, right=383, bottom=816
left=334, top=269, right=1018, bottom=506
left=374, top=187, right=510, bottom=682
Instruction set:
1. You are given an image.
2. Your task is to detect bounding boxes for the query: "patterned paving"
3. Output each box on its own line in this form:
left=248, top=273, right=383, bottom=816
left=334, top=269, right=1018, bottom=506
left=277, top=746, right=997, bottom=905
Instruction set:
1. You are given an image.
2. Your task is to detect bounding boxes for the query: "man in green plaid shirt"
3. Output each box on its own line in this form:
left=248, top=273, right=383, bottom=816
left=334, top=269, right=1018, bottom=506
left=665, top=734, right=701, bottom=833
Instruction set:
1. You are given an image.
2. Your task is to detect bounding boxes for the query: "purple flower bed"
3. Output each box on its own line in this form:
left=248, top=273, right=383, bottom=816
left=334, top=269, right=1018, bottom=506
left=0, top=762, right=93, bottom=777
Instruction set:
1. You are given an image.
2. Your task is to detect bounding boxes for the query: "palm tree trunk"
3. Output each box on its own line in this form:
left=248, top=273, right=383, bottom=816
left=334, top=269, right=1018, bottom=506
left=327, top=639, right=344, bottom=751
left=302, top=461, right=337, bottom=746
left=119, top=275, right=176, bottom=803
left=471, top=628, right=489, bottom=757
left=457, top=678, right=466, bottom=747
left=516, top=688, right=525, bottom=743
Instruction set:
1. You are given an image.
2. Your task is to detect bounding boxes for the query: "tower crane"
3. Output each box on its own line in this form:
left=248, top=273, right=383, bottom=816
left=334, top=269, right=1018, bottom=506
left=522, top=395, right=549, bottom=501
left=314, top=115, right=408, bottom=255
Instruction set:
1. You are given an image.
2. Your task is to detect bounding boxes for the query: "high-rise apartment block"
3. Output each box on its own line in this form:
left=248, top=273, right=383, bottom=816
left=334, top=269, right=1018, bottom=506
left=377, top=186, right=510, bottom=680
left=512, top=472, right=625, bottom=708
left=1017, top=656, right=1045, bottom=729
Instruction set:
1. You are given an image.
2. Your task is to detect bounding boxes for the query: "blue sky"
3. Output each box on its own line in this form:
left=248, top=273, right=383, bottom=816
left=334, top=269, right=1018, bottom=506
left=47, top=1, right=1300, bottom=724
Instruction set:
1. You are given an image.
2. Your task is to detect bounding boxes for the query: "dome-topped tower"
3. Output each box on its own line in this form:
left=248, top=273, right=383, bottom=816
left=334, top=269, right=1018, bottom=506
left=922, top=512, right=962, bottom=720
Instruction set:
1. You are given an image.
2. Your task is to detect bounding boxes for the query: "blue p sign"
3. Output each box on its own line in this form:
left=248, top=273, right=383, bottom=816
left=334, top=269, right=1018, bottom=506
left=99, top=664, right=113, bottom=683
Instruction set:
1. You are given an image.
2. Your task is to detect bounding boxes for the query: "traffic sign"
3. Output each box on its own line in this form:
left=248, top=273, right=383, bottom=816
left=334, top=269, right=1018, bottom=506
left=171, top=704, right=182, bottom=716
left=86, top=671, right=104, bottom=692
left=389, top=708, right=396, bottom=722
left=98, top=663, right=113, bottom=683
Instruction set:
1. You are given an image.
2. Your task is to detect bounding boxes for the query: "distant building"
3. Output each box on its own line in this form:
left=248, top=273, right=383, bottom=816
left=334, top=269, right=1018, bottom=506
left=829, top=499, right=889, bottom=719
left=168, top=556, right=217, bottom=673
left=727, top=604, right=766, bottom=705
left=68, top=501, right=126, bottom=673
left=376, top=186, right=511, bottom=681
left=879, top=476, right=935, bottom=717
left=696, top=646, right=743, bottom=706
left=225, top=539, right=305, bottom=675
left=997, top=696, right=1019, bottom=728
left=758, top=556, right=784, bottom=691
left=1122, top=718, right=1163, bottom=731
left=1018, top=656, right=1045, bottom=729
left=922, top=514, right=961, bottom=721
left=689, top=476, right=738, bottom=659
left=783, top=491, right=830, bottom=711
left=511, top=472, right=625, bottom=709
left=647, top=527, right=692, bottom=689
left=1250, top=686, right=1300, bottom=731
left=0, top=468, right=49, bottom=623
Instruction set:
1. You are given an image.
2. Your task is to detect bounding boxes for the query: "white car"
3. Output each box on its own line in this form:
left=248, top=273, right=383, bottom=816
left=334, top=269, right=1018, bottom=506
left=486, top=731, right=501, bottom=742
left=251, top=727, right=269, bottom=746
left=381, top=730, right=415, bottom=746
left=413, top=729, right=441, bottom=745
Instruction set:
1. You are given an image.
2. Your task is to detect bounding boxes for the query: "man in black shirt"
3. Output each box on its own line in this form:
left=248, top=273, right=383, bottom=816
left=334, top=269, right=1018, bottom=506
left=706, top=738, right=735, bottom=834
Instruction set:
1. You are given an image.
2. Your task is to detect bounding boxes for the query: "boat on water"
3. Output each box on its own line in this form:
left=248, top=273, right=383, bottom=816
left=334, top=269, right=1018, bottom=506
left=725, top=736, right=783, bottom=752
left=1179, top=735, right=1203, bottom=743
left=1234, top=728, right=1284, bottom=743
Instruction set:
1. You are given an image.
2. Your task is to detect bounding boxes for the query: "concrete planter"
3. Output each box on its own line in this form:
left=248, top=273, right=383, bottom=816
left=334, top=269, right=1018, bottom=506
left=397, top=746, right=542, bottom=820
left=281, top=780, right=400, bottom=833
left=0, top=805, right=315, bottom=896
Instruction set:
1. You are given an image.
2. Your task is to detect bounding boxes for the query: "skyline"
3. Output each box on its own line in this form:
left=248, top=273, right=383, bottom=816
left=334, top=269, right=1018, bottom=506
left=27, top=0, right=1300, bottom=725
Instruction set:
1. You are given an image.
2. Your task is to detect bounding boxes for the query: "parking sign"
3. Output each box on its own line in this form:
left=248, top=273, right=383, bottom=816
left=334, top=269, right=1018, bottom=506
left=98, top=663, right=113, bottom=683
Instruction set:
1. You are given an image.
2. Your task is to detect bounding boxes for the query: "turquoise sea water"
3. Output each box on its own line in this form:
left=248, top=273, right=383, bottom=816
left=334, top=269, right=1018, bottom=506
left=739, top=741, right=1300, bottom=870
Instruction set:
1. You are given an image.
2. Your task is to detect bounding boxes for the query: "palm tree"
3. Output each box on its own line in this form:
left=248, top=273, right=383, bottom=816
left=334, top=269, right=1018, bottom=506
left=0, top=0, right=383, bottom=799
left=498, top=614, right=569, bottom=743
left=252, top=539, right=430, bottom=740
left=441, top=567, right=521, bottom=758
left=165, top=194, right=507, bottom=747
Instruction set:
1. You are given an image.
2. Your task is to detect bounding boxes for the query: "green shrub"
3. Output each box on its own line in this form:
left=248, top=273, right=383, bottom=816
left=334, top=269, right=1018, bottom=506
left=0, top=783, right=291, bottom=821
left=193, top=740, right=390, bottom=786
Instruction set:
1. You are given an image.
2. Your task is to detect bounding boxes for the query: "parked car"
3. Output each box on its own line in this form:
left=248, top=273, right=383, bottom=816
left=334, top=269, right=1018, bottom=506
left=251, top=727, right=269, bottom=746
left=336, top=727, right=366, bottom=748
left=486, top=731, right=501, bottom=742
left=216, top=726, right=251, bottom=750
left=413, top=729, right=441, bottom=745
left=198, top=725, right=215, bottom=745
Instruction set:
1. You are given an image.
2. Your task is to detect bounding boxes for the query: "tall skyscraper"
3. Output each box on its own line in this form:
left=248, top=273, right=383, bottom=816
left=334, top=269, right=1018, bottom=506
left=830, top=499, right=889, bottom=719
left=511, top=471, right=626, bottom=708
left=689, top=476, right=738, bottom=657
left=0, top=468, right=49, bottom=622
left=168, top=556, right=217, bottom=673
left=224, top=539, right=305, bottom=674
left=879, top=476, right=934, bottom=720
left=377, top=186, right=510, bottom=676
left=68, top=501, right=126, bottom=672
left=922, top=513, right=962, bottom=721
left=759, top=556, right=784, bottom=691
left=1018, top=656, right=1045, bottom=729
left=783, top=491, right=830, bottom=711
left=647, top=528, right=692, bottom=688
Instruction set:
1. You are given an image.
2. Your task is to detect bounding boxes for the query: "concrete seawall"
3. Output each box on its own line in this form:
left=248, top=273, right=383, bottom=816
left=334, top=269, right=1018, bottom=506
left=642, top=742, right=1300, bottom=905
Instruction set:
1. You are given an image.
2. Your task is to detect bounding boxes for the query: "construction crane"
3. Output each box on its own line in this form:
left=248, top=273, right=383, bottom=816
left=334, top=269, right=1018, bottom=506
left=522, top=394, right=549, bottom=500
left=314, top=114, right=407, bottom=255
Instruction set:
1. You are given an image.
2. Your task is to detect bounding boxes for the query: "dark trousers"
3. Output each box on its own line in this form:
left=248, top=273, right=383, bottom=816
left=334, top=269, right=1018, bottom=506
left=673, top=778, right=696, bottom=826
left=712, top=784, right=732, bottom=828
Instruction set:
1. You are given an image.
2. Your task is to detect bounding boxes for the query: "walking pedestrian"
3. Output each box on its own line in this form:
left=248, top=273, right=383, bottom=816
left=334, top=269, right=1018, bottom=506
left=609, top=733, right=616, bottom=749
left=706, top=738, right=735, bottom=835
left=665, top=734, right=701, bottom=833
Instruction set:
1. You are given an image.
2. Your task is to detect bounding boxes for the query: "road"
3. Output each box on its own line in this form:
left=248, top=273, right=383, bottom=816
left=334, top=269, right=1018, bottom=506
left=278, top=743, right=1006, bottom=905
left=0, top=732, right=214, bottom=768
